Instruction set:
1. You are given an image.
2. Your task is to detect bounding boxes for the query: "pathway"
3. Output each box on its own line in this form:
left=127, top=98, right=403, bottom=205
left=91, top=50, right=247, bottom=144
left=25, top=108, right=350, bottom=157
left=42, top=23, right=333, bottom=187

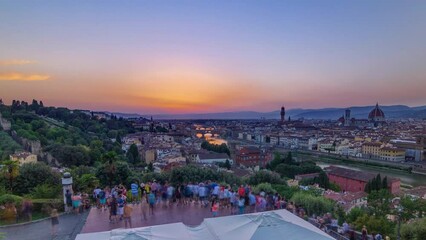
left=81, top=202, right=238, bottom=234
left=0, top=211, right=89, bottom=240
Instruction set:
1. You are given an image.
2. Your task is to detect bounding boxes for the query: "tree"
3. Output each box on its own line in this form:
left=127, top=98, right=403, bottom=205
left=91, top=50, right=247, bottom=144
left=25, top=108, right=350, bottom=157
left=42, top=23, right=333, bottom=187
left=353, top=214, right=395, bottom=237
left=147, top=162, right=154, bottom=172
left=346, top=207, right=366, bottom=223
left=14, top=162, right=61, bottom=195
left=96, top=152, right=131, bottom=187
left=75, top=174, right=100, bottom=193
left=400, top=217, right=426, bottom=240
left=247, top=170, right=284, bottom=185
left=317, top=171, right=330, bottom=189
left=126, top=144, right=141, bottom=165
left=268, top=152, right=282, bottom=170
left=335, top=205, right=346, bottom=225
left=367, top=189, right=392, bottom=216
left=290, top=192, right=334, bottom=216
left=1, top=160, right=19, bottom=192
left=382, top=176, right=388, bottom=189
left=283, top=152, right=294, bottom=164
left=224, top=159, right=231, bottom=170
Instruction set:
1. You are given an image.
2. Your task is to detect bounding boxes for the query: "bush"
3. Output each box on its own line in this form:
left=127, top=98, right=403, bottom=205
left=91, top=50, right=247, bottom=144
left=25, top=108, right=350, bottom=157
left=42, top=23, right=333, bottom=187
left=247, top=170, right=284, bottom=185
left=253, top=183, right=276, bottom=194
left=353, top=214, right=395, bottom=237
left=14, top=162, right=61, bottom=195
left=0, top=194, right=23, bottom=206
left=400, top=218, right=426, bottom=240
left=290, top=192, right=334, bottom=216
left=272, top=184, right=300, bottom=199
left=30, top=184, right=62, bottom=199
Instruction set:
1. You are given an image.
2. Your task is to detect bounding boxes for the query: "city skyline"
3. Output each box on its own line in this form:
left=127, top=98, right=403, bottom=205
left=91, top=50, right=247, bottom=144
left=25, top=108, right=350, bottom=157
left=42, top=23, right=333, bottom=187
left=1, top=0, right=426, bottom=114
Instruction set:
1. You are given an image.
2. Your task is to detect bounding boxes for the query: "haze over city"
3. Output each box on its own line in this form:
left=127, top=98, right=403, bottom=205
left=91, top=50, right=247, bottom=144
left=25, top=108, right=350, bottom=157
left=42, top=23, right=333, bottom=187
left=1, top=0, right=426, bottom=114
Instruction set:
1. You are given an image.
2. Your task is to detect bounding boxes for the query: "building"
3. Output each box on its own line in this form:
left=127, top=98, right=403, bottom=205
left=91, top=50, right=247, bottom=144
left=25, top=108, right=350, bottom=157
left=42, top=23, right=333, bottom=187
left=379, top=147, right=405, bottom=162
left=404, top=186, right=426, bottom=200
left=325, top=166, right=400, bottom=194
left=368, top=103, right=385, bottom=123
left=337, top=103, right=386, bottom=127
left=196, top=153, right=233, bottom=165
left=362, top=142, right=382, bottom=158
left=323, top=191, right=367, bottom=212
left=416, top=135, right=426, bottom=161
left=9, top=152, right=37, bottom=165
left=235, top=146, right=272, bottom=167
left=280, top=106, right=285, bottom=123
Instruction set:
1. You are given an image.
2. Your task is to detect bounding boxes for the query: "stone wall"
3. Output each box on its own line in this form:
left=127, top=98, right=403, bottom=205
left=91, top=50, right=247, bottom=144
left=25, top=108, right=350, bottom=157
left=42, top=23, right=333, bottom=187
left=0, top=112, right=11, bottom=131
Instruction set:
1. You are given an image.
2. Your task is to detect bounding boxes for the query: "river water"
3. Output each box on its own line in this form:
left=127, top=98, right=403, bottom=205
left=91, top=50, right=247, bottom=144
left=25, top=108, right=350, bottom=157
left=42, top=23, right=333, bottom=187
left=317, top=162, right=426, bottom=187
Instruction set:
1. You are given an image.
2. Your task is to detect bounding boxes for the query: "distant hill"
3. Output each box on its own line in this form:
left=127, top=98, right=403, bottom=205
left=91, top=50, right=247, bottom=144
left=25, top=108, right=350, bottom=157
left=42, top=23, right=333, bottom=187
left=113, top=105, right=426, bottom=120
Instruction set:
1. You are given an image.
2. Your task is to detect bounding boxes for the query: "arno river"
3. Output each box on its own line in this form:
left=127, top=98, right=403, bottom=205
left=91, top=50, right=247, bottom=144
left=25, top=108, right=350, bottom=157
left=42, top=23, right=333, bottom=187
left=316, top=162, right=426, bottom=187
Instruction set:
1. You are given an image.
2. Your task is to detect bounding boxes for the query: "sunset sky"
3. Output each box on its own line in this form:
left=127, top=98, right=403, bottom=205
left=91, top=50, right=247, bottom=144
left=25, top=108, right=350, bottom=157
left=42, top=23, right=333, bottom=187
left=1, top=1, right=426, bottom=114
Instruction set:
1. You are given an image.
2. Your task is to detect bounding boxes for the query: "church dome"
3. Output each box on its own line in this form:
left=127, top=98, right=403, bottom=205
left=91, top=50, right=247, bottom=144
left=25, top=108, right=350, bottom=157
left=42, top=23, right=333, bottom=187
left=368, top=103, right=385, bottom=121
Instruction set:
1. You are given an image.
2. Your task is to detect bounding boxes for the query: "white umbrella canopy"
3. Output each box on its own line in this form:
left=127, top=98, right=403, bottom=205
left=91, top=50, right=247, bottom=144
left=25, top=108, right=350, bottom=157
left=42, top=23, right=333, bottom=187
left=201, top=210, right=334, bottom=240
left=76, top=210, right=334, bottom=240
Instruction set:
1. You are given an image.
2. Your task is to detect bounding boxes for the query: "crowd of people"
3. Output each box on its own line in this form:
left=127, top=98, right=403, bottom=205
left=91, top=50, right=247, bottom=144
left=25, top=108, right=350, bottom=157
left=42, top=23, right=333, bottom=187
left=85, top=180, right=292, bottom=228
left=62, top=180, right=390, bottom=239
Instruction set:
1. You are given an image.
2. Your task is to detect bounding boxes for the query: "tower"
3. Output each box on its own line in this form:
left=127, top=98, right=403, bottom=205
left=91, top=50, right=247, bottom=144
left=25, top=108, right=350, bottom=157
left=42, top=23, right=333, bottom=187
left=344, top=109, right=351, bottom=126
left=280, top=106, right=285, bottom=122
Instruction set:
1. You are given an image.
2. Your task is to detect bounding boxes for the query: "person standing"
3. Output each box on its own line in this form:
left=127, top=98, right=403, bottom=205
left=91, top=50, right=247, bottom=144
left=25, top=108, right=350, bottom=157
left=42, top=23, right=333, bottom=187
left=109, top=197, right=117, bottom=223
left=99, top=188, right=107, bottom=211
left=21, top=199, right=33, bottom=222
left=140, top=193, right=149, bottom=221
left=237, top=196, right=245, bottom=215
left=361, top=225, right=368, bottom=240
left=65, top=190, right=72, bottom=213
left=72, top=193, right=81, bottom=214
left=148, top=191, right=156, bottom=216
left=123, top=203, right=133, bottom=228
left=117, top=193, right=126, bottom=220
left=211, top=199, right=219, bottom=217
left=51, top=209, right=59, bottom=237
left=131, top=182, right=139, bottom=204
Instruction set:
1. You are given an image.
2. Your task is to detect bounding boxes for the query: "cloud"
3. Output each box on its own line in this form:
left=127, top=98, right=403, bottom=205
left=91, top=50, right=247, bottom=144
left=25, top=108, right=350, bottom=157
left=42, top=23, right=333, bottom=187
left=0, top=60, right=37, bottom=66
left=0, top=72, right=50, bottom=81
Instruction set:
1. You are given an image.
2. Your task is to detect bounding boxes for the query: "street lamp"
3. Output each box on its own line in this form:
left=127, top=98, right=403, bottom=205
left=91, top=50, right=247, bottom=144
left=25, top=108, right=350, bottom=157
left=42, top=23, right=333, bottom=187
left=62, top=172, right=73, bottom=211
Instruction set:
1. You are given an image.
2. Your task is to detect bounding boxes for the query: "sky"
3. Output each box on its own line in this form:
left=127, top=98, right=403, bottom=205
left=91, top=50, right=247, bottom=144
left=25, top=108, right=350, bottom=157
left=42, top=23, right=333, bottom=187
left=1, top=0, right=426, bottom=114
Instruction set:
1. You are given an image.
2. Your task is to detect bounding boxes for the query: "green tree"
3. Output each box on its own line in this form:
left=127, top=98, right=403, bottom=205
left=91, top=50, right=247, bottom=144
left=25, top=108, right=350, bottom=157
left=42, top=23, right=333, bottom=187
left=283, top=152, right=294, bottom=164
left=247, top=170, right=284, bottom=185
left=1, top=160, right=19, bottom=192
left=367, top=189, right=392, bottom=216
left=400, top=217, right=426, bottom=240
left=290, top=192, right=334, bottom=216
left=353, top=214, right=395, bottom=237
left=268, top=152, right=282, bottom=170
left=126, top=144, right=141, bottom=165
left=14, top=162, right=61, bottom=195
left=346, top=207, right=366, bottom=223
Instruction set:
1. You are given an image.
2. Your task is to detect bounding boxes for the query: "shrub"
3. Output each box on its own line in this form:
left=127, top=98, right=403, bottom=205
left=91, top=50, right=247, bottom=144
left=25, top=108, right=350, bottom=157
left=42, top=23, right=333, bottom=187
left=253, top=183, right=276, bottom=194
left=290, top=192, right=334, bottom=216
left=0, top=194, right=23, bottom=206
left=247, top=170, right=284, bottom=185
left=30, top=184, right=62, bottom=199
left=272, top=184, right=300, bottom=199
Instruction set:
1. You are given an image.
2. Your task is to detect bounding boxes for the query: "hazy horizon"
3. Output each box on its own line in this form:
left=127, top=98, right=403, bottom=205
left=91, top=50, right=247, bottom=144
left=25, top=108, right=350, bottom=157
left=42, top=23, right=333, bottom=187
left=1, top=0, right=426, bottom=114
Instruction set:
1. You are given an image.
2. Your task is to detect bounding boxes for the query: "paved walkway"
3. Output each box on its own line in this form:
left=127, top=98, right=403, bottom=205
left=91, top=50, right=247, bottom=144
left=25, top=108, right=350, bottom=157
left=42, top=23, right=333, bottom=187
left=0, top=211, right=89, bottom=240
left=81, top=202, right=240, bottom=233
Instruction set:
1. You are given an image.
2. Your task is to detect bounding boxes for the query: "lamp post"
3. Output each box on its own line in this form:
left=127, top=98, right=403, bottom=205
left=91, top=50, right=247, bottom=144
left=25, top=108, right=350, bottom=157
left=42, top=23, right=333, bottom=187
left=62, top=172, right=73, bottom=212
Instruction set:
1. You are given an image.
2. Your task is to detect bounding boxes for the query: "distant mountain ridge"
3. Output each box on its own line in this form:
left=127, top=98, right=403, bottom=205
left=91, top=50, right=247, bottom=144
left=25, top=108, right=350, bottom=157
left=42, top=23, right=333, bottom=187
left=111, top=105, right=426, bottom=120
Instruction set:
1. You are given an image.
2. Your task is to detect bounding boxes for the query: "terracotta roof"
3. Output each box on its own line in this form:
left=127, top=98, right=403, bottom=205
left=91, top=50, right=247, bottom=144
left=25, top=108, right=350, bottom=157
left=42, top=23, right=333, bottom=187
left=368, top=103, right=385, bottom=119
left=325, top=166, right=399, bottom=184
